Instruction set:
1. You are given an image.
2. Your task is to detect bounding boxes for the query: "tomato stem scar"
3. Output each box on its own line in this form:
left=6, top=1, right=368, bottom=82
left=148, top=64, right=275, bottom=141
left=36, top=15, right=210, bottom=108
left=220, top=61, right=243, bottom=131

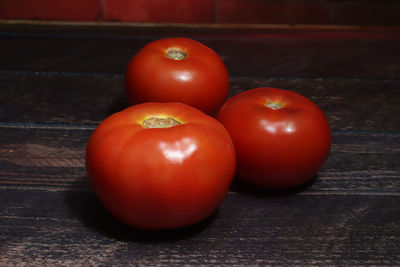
left=142, top=116, right=182, bottom=128
left=165, top=48, right=187, bottom=60
left=266, top=102, right=284, bottom=110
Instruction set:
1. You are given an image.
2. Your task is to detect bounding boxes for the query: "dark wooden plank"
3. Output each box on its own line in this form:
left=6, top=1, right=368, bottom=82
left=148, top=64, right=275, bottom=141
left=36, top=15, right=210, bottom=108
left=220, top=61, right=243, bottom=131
left=1, top=24, right=400, bottom=266
left=0, top=127, right=89, bottom=191
left=3, top=20, right=400, bottom=36
left=1, top=31, right=400, bottom=79
left=1, top=72, right=399, bottom=131
left=1, top=189, right=399, bottom=266
left=0, top=72, right=124, bottom=126
left=219, top=37, right=400, bottom=80
left=1, top=127, right=399, bottom=195
left=1, top=123, right=399, bottom=265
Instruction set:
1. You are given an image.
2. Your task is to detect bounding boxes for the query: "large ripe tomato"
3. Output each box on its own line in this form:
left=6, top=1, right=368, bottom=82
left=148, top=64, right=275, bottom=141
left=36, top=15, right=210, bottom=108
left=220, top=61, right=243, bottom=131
left=216, top=87, right=331, bottom=189
left=124, top=37, right=229, bottom=115
left=86, top=102, right=236, bottom=230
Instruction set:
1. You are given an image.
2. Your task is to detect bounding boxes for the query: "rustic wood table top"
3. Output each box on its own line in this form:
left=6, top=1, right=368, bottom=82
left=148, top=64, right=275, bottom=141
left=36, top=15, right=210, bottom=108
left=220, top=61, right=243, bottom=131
left=1, top=22, right=399, bottom=266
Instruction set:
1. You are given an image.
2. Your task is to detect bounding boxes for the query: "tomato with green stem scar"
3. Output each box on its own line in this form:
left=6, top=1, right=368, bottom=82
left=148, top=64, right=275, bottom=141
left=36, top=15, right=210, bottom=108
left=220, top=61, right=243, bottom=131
left=217, top=87, right=331, bottom=189
left=86, top=102, right=236, bottom=229
left=125, top=38, right=230, bottom=115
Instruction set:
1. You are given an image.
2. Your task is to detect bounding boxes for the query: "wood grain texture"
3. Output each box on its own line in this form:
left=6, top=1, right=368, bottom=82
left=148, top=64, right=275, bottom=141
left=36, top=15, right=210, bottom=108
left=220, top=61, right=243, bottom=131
left=0, top=126, right=399, bottom=267
left=1, top=23, right=400, bottom=266
left=1, top=29, right=400, bottom=79
left=1, top=72, right=399, bottom=131
left=1, top=189, right=399, bottom=266
left=0, top=127, right=399, bottom=195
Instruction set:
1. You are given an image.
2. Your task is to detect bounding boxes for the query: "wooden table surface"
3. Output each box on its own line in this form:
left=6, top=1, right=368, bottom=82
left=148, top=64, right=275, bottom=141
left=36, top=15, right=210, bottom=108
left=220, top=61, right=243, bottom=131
left=1, top=22, right=399, bottom=266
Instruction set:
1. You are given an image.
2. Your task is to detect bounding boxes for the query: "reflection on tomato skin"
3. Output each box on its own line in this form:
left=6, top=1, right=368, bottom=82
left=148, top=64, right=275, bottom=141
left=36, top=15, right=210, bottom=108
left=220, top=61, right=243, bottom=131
left=86, top=102, right=236, bottom=230
left=217, top=87, right=331, bottom=189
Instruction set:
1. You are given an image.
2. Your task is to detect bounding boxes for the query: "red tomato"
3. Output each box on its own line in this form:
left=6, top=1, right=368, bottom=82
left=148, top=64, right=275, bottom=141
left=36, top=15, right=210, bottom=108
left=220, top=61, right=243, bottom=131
left=124, top=37, right=229, bottom=115
left=86, top=102, right=236, bottom=230
left=216, top=87, right=331, bottom=189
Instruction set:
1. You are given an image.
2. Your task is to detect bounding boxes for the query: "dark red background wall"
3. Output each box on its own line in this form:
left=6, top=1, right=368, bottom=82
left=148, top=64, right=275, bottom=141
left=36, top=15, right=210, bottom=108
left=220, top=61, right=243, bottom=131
left=1, top=0, right=400, bottom=26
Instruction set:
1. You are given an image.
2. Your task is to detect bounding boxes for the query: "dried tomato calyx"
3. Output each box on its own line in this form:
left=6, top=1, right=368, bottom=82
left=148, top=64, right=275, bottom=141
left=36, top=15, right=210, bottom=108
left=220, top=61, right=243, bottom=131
left=165, top=48, right=187, bottom=60
left=142, top=116, right=181, bottom=128
left=266, top=102, right=284, bottom=110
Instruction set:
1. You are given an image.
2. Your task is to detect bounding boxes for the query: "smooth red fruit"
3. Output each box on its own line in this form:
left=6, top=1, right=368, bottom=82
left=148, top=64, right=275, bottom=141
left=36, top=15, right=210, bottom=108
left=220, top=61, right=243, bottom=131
left=217, top=87, right=331, bottom=189
left=125, top=37, right=229, bottom=115
left=86, top=102, right=236, bottom=229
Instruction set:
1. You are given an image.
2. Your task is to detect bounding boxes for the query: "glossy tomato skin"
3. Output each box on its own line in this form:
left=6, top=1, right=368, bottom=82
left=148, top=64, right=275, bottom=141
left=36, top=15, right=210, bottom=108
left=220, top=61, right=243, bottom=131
left=216, top=87, right=331, bottom=189
left=86, top=102, right=235, bottom=230
left=125, top=38, right=229, bottom=115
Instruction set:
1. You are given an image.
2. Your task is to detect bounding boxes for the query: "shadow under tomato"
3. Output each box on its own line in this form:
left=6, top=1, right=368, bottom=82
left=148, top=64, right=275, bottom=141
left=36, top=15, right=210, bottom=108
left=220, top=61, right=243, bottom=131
left=107, top=92, right=130, bottom=115
left=229, top=174, right=319, bottom=198
left=65, top=178, right=216, bottom=243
